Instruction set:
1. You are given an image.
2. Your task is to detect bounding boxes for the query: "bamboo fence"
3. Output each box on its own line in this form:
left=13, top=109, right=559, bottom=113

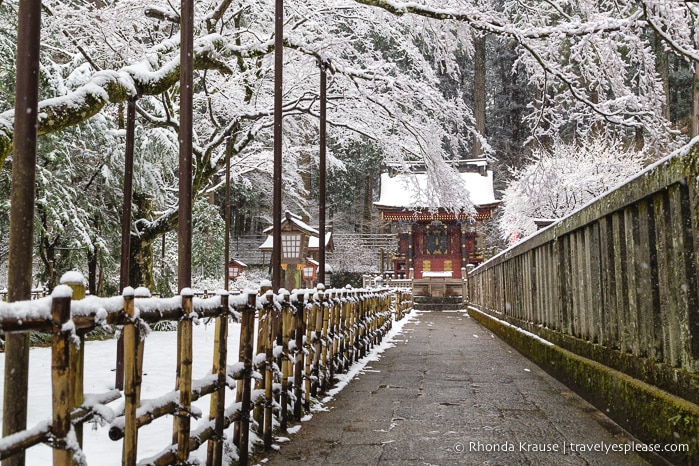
left=0, top=278, right=411, bottom=465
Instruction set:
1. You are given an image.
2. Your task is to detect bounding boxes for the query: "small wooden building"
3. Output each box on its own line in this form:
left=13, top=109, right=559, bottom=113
left=374, top=159, right=499, bottom=281
left=258, top=211, right=333, bottom=289
left=227, top=259, right=248, bottom=280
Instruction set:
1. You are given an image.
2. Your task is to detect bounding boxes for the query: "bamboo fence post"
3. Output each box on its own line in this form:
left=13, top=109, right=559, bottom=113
left=374, top=292, right=379, bottom=339
left=51, top=287, right=72, bottom=466
left=293, top=296, right=305, bottom=420
left=263, top=292, right=275, bottom=450
left=320, top=289, right=330, bottom=393
left=331, top=290, right=339, bottom=373
left=133, top=288, right=150, bottom=407
left=254, top=285, right=271, bottom=433
left=304, top=293, right=313, bottom=409
left=350, top=290, right=358, bottom=361
left=310, top=290, right=323, bottom=398
left=176, top=291, right=194, bottom=463
left=206, top=291, right=228, bottom=466
left=122, top=288, right=138, bottom=466
left=233, top=293, right=250, bottom=447
left=238, top=293, right=256, bottom=465
left=365, top=291, right=371, bottom=348
left=374, top=292, right=381, bottom=345
left=367, top=291, right=374, bottom=348
left=60, top=273, right=86, bottom=450
left=345, top=289, right=353, bottom=365
left=359, top=290, right=366, bottom=359
left=329, top=291, right=338, bottom=382
left=342, top=289, right=350, bottom=371
left=280, top=292, right=292, bottom=431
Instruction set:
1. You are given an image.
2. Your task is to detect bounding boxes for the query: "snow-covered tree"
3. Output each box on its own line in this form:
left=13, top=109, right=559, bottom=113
left=0, top=0, right=481, bottom=289
left=498, top=137, right=647, bottom=243
left=2, top=0, right=699, bottom=289
left=357, top=0, right=699, bottom=151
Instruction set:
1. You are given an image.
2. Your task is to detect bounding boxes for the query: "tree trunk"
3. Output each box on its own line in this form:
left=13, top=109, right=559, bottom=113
left=87, top=247, right=98, bottom=295
left=654, top=32, right=671, bottom=122
left=301, top=148, right=312, bottom=224
left=472, top=33, right=486, bottom=159
left=129, top=193, right=156, bottom=289
left=693, top=60, right=699, bottom=138
left=362, top=169, right=373, bottom=234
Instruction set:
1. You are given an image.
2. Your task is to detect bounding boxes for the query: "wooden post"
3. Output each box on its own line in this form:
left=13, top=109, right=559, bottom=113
left=3, top=0, right=41, bottom=463
left=329, top=291, right=338, bottom=383
left=293, top=296, right=305, bottom=420
left=176, top=291, right=194, bottom=463
left=122, top=288, right=138, bottom=466
left=206, top=292, right=228, bottom=466
left=51, top=287, right=73, bottom=466
left=238, top=293, right=256, bottom=465
left=133, top=288, right=149, bottom=416
left=342, top=289, right=350, bottom=371
left=304, top=293, right=313, bottom=409
left=60, top=273, right=86, bottom=450
left=320, top=290, right=330, bottom=392
left=310, top=291, right=323, bottom=398
left=280, top=292, right=293, bottom=431
left=254, top=286, right=271, bottom=432
left=263, top=293, right=275, bottom=450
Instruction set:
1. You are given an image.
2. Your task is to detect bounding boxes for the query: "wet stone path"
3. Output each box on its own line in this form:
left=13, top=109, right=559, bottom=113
left=259, top=310, right=649, bottom=466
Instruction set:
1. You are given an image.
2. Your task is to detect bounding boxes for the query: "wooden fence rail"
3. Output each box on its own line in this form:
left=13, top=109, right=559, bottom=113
left=0, top=276, right=411, bottom=465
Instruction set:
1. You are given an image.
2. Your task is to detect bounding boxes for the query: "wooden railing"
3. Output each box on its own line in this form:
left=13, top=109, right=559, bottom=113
left=467, top=143, right=699, bottom=399
left=0, top=276, right=411, bottom=465
left=394, top=289, right=412, bottom=320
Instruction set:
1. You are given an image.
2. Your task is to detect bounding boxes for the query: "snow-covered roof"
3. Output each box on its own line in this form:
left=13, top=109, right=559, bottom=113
left=258, top=236, right=273, bottom=250
left=259, top=211, right=332, bottom=251
left=374, top=170, right=497, bottom=209
left=262, top=210, right=319, bottom=236
left=308, top=232, right=332, bottom=249
left=258, top=231, right=332, bottom=250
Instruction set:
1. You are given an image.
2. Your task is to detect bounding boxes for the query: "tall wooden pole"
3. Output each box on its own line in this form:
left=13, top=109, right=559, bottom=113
left=175, top=0, right=194, bottom=461
left=224, top=135, right=232, bottom=292
left=179, top=0, right=193, bottom=291
left=272, top=0, right=284, bottom=291
left=318, top=61, right=327, bottom=286
left=3, top=1, right=42, bottom=465
left=116, top=97, right=136, bottom=391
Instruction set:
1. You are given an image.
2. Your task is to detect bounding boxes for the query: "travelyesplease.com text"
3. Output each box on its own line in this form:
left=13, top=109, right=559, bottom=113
left=459, top=440, right=689, bottom=455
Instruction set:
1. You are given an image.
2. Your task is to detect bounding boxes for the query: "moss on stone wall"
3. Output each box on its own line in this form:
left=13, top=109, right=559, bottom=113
left=469, top=306, right=699, bottom=465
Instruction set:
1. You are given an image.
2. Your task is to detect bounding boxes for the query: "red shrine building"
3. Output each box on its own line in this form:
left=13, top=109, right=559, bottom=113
left=374, top=159, right=499, bottom=281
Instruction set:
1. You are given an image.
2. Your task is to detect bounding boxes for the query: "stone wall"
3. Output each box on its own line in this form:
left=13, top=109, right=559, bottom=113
left=468, top=143, right=699, bottom=464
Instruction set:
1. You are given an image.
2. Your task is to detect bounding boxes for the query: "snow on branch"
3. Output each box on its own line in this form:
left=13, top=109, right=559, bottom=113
left=0, top=34, right=273, bottom=169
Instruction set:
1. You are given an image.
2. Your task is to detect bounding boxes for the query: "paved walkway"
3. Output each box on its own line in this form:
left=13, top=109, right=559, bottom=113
left=260, top=310, right=650, bottom=465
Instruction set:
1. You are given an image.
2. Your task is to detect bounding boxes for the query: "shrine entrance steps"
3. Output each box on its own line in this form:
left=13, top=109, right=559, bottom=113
left=412, top=295, right=465, bottom=311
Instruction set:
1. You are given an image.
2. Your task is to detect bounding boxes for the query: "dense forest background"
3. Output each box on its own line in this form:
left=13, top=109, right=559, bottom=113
left=0, top=1, right=696, bottom=294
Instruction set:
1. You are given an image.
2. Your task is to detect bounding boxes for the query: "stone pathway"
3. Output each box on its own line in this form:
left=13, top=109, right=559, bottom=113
left=259, top=310, right=650, bottom=465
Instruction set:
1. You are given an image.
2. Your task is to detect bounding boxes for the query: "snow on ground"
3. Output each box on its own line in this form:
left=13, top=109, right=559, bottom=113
left=0, top=307, right=417, bottom=465
left=0, top=319, right=241, bottom=465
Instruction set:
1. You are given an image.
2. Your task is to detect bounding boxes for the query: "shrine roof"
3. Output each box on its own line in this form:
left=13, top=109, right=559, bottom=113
left=374, top=169, right=497, bottom=210
left=258, top=210, right=332, bottom=250
left=262, top=210, right=319, bottom=236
